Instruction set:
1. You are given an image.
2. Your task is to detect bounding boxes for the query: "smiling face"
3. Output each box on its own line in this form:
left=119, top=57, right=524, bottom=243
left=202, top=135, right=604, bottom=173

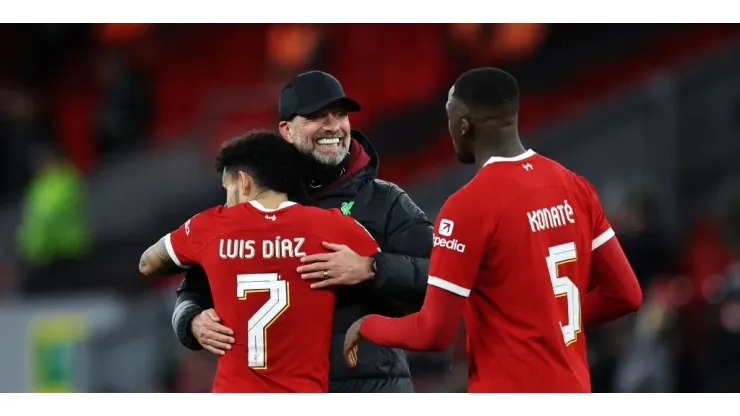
left=279, top=107, right=351, bottom=166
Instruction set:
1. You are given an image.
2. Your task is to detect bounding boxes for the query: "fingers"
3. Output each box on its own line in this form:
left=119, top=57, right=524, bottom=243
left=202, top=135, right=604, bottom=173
left=309, top=278, right=339, bottom=290
left=194, top=309, right=235, bottom=355
left=343, top=343, right=358, bottom=368
left=344, top=348, right=357, bottom=367
left=322, top=242, right=347, bottom=251
left=201, top=310, right=234, bottom=336
left=203, top=343, right=228, bottom=356
left=204, top=308, right=221, bottom=322
left=346, top=346, right=358, bottom=367
left=301, top=270, right=331, bottom=280
left=204, top=330, right=235, bottom=345
left=297, top=262, right=331, bottom=275
left=299, top=253, right=332, bottom=264
left=350, top=346, right=358, bottom=367
left=195, top=328, right=233, bottom=355
left=204, top=340, right=232, bottom=355
left=343, top=329, right=360, bottom=368
left=205, top=320, right=234, bottom=336
left=195, top=327, right=235, bottom=356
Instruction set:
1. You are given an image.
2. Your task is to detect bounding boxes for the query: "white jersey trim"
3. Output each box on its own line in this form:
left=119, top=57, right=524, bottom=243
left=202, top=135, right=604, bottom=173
left=592, top=227, right=616, bottom=251
left=164, top=233, right=190, bottom=268
left=482, top=149, right=536, bottom=167
left=249, top=200, right=297, bottom=212
left=428, top=275, right=471, bottom=297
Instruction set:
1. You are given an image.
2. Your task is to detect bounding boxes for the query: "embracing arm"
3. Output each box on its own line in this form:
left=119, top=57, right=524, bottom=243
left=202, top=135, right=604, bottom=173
left=173, top=266, right=215, bottom=350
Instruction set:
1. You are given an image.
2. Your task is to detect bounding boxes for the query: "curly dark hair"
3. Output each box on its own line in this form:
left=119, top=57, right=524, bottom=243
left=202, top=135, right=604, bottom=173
left=215, top=130, right=301, bottom=195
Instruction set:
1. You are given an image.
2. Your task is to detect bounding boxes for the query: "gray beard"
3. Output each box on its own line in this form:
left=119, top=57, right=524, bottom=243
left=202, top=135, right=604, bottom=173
left=309, top=147, right=349, bottom=166
left=295, top=139, right=350, bottom=166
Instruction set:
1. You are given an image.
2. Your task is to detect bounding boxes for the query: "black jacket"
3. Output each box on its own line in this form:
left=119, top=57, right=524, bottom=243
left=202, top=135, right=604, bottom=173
left=172, top=130, right=433, bottom=393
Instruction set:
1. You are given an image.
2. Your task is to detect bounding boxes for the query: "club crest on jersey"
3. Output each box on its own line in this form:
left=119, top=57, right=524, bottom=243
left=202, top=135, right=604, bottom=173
left=340, top=200, right=354, bottom=216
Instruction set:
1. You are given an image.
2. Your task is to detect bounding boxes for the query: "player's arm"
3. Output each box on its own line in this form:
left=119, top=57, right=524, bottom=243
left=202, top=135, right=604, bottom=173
left=163, top=208, right=224, bottom=350
left=173, top=266, right=216, bottom=351
left=140, top=210, right=211, bottom=277
left=579, top=179, right=642, bottom=324
left=371, top=185, right=434, bottom=310
left=175, top=267, right=214, bottom=312
left=349, top=192, right=484, bottom=352
left=139, top=236, right=186, bottom=276
left=582, top=231, right=643, bottom=324
left=359, top=284, right=465, bottom=351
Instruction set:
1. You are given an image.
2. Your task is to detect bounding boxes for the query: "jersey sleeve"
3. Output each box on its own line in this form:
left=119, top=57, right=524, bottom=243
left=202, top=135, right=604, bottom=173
left=583, top=237, right=642, bottom=324
left=427, top=191, right=488, bottom=298
left=165, top=207, right=219, bottom=267
left=338, top=215, right=380, bottom=257
left=580, top=176, right=615, bottom=251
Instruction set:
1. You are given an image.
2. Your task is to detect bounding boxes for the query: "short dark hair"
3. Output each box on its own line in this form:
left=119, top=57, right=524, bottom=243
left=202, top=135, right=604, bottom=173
left=215, top=130, right=301, bottom=195
left=453, top=67, right=519, bottom=111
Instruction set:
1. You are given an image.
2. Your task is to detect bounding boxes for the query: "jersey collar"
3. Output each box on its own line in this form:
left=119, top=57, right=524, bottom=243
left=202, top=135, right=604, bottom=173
left=248, top=200, right=297, bottom=212
left=482, top=149, right=536, bottom=167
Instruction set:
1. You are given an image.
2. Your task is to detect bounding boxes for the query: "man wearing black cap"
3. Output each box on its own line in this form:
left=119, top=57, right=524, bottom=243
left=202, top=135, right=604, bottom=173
left=171, top=71, right=432, bottom=393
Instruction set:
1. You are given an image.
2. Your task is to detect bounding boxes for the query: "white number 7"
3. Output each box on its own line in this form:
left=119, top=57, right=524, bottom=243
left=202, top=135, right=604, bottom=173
left=545, top=243, right=581, bottom=345
left=236, top=273, right=290, bottom=369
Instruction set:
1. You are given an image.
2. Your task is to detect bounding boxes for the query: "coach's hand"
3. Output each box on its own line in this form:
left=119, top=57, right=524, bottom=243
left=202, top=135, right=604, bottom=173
left=191, top=308, right=235, bottom=356
left=298, top=242, right=375, bottom=289
left=343, top=316, right=368, bottom=368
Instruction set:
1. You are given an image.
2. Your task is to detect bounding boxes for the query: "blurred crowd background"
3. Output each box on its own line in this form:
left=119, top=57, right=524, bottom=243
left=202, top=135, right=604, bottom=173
left=1, top=23, right=740, bottom=393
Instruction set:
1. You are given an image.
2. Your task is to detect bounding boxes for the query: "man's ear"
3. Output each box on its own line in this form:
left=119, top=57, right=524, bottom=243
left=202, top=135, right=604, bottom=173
left=237, top=171, right=253, bottom=196
left=278, top=121, right=294, bottom=144
left=461, top=117, right=472, bottom=139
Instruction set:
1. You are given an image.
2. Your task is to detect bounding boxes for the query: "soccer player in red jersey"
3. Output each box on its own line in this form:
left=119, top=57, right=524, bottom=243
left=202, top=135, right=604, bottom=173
left=139, top=131, right=378, bottom=392
left=344, top=68, right=643, bottom=393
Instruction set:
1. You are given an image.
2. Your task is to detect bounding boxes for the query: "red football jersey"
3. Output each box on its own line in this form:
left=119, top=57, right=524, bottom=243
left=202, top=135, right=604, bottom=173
left=165, top=200, right=378, bottom=393
left=429, top=150, right=614, bottom=393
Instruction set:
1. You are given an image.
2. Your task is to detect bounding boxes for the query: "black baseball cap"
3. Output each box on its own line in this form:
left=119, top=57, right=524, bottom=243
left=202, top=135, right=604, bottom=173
left=279, top=71, right=361, bottom=121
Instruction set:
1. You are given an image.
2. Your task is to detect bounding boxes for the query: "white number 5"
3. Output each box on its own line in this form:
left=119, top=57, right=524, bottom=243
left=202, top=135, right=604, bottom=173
left=236, top=273, right=290, bottom=369
left=545, top=243, right=581, bottom=345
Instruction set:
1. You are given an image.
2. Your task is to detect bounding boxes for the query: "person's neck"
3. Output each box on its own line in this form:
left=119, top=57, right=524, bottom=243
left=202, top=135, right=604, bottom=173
left=250, top=191, right=290, bottom=210
left=474, top=133, right=527, bottom=171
